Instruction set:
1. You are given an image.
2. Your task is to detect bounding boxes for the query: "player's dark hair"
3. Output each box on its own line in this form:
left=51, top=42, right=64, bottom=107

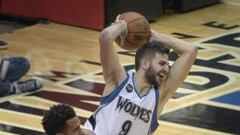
left=135, top=41, right=170, bottom=71
left=42, top=104, right=76, bottom=135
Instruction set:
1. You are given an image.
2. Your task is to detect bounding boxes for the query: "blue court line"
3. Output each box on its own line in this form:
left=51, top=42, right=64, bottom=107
left=211, top=90, right=240, bottom=106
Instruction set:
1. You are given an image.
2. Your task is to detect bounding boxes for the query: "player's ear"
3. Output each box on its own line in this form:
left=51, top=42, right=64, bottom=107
left=141, top=58, right=150, bottom=70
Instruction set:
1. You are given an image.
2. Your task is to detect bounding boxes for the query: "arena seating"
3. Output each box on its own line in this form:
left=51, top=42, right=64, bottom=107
left=171, top=0, right=220, bottom=12
left=0, top=0, right=220, bottom=30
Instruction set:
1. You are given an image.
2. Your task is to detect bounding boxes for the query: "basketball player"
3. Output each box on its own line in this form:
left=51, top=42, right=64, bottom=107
left=42, top=104, right=95, bottom=135
left=84, top=17, right=198, bottom=135
left=0, top=56, right=43, bottom=97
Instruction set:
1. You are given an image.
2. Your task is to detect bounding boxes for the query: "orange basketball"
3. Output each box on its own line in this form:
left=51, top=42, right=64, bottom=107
left=115, top=11, right=151, bottom=50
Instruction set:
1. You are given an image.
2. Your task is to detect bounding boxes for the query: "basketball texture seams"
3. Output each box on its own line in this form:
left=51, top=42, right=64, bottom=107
left=116, top=11, right=151, bottom=50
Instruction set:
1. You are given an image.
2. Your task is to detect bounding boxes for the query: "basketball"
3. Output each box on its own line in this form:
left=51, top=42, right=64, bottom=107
left=115, top=11, right=151, bottom=50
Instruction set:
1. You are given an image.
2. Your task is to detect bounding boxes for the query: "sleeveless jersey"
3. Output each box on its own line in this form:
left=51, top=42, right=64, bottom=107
left=84, top=71, right=160, bottom=135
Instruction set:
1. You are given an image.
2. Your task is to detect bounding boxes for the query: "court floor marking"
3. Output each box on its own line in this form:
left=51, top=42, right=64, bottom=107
left=158, top=121, right=233, bottom=135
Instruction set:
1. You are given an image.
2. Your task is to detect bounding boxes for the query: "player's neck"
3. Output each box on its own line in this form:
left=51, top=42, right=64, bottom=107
left=135, top=72, right=152, bottom=96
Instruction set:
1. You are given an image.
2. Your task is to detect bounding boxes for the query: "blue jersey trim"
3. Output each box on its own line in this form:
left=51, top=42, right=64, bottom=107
left=100, top=73, right=129, bottom=105
left=88, top=115, right=96, bottom=130
left=150, top=88, right=160, bottom=133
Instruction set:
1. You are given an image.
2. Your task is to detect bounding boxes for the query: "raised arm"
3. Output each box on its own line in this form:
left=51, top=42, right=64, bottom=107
left=150, top=30, right=198, bottom=115
left=99, top=21, right=128, bottom=96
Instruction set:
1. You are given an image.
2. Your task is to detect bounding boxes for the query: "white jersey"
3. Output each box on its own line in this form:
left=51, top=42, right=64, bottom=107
left=84, top=71, right=160, bottom=135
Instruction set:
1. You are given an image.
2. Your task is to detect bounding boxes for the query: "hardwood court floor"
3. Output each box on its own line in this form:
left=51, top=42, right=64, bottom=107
left=0, top=1, right=239, bottom=135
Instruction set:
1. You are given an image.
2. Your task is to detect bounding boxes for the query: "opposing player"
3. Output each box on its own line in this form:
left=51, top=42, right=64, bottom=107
left=42, top=104, right=95, bottom=135
left=84, top=15, right=198, bottom=135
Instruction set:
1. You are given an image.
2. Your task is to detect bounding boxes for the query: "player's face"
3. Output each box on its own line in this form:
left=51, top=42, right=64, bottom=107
left=63, top=116, right=86, bottom=135
left=145, top=53, right=169, bottom=86
left=59, top=116, right=95, bottom=135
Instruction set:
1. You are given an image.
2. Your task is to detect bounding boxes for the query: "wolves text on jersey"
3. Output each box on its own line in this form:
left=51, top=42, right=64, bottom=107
left=115, top=95, right=152, bottom=123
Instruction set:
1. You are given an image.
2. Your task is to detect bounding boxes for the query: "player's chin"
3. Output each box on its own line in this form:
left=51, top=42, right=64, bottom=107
left=159, top=80, right=164, bottom=85
left=156, top=77, right=163, bottom=85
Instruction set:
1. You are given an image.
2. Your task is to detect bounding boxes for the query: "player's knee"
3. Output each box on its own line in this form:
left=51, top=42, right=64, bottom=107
left=10, top=57, right=30, bottom=73
left=3, top=57, right=31, bottom=81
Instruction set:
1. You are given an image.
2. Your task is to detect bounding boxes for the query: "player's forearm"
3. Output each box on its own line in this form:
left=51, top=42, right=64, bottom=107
left=150, top=30, right=197, bottom=55
left=99, top=22, right=127, bottom=45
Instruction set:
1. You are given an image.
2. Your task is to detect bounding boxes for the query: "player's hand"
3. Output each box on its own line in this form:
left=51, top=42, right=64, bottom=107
left=113, top=14, right=128, bottom=47
left=119, top=21, right=128, bottom=47
left=149, top=29, right=159, bottom=42
left=114, top=14, right=121, bottom=23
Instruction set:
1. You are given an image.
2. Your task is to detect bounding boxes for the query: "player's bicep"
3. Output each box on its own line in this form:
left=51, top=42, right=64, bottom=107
left=99, top=31, right=126, bottom=85
left=164, top=48, right=197, bottom=98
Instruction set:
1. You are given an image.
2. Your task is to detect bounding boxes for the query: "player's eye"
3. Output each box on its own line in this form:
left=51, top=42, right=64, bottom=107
left=159, top=62, right=166, bottom=66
